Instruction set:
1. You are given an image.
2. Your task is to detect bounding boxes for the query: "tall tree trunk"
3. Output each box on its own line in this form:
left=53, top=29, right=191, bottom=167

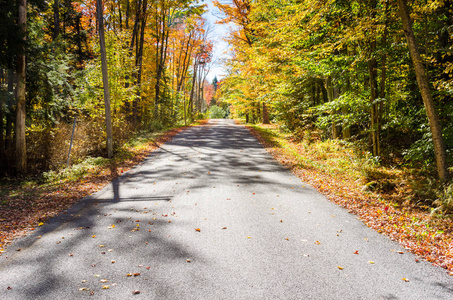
left=155, top=7, right=169, bottom=119
left=135, top=0, right=147, bottom=124
left=5, top=69, right=14, bottom=152
left=0, top=70, right=4, bottom=173
left=188, top=62, right=197, bottom=120
left=378, top=1, right=389, bottom=155
left=397, top=0, right=449, bottom=182
left=125, top=0, right=130, bottom=29
left=118, top=0, right=122, bottom=31
left=262, top=103, right=269, bottom=124
left=325, top=76, right=340, bottom=139
left=97, top=0, right=113, bottom=158
left=16, top=0, right=27, bottom=175
left=53, top=0, right=60, bottom=40
left=368, top=39, right=380, bottom=157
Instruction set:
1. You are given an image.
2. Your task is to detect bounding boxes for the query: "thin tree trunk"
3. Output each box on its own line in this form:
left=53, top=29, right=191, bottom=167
left=5, top=69, right=14, bottom=152
left=155, top=7, right=169, bottom=119
left=125, top=0, right=130, bottom=29
left=97, top=0, right=113, bottom=158
left=16, top=0, right=27, bottom=175
left=378, top=1, right=389, bottom=155
left=0, top=70, right=4, bottom=172
left=135, top=0, right=147, bottom=123
left=397, top=0, right=449, bottom=182
left=53, top=0, right=60, bottom=40
left=326, top=76, right=340, bottom=139
left=189, top=62, right=197, bottom=119
left=368, top=39, right=380, bottom=157
left=118, top=0, right=122, bottom=31
left=262, top=103, right=269, bottom=124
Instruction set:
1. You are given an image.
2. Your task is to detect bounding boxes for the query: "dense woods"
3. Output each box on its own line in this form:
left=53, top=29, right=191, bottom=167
left=0, top=0, right=213, bottom=176
left=215, top=0, right=452, bottom=184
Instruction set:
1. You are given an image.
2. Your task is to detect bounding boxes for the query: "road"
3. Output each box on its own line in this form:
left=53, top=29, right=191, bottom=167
left=1, top=119, right=451, bottom=299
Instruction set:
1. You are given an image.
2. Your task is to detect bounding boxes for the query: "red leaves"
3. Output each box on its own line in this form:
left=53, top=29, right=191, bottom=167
left=247, top=124, right=453, bottom=272
left=0, top=127, right=185, bottom=251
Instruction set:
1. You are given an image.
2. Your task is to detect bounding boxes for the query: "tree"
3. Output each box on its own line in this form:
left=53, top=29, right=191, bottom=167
left=16, top=0, right=27, bottom=175
left=397, top=0, right=448, bottom=182
left=97, top=0, right=113, bottom=158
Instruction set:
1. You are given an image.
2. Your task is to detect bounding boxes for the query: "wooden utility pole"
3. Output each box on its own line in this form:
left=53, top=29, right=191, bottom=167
left=16, top=0, right=27, bottom=175
left=397, top=0, right=449, bottom=182
left=96, top=0, right=113, bottom=158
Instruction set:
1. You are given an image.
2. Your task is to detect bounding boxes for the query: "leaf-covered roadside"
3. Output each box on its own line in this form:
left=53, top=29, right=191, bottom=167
left=246, top=122, right=453, bottom=273
left=0, top=121, right=207, bottom=252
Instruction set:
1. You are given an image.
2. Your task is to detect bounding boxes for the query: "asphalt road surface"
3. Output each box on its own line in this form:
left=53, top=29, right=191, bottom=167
left=1, top=119, right=452, bottom=299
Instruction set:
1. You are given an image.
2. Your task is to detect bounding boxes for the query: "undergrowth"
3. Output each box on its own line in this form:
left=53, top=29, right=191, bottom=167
left=248, top=123, right=451, bottom=215
left=246, top=121, right=453, bottom=271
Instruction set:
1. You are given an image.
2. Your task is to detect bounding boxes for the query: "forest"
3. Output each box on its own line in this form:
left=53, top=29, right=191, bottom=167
left=214, top=0, right=453, bottom=211
left=1, top=0, right=215, bottom=177
left=1, top=0, right=453, bottom=272
left=1, top=0, right=452, bottom=211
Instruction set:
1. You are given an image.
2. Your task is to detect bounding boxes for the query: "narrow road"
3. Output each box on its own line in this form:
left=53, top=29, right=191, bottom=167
left=1, top=119, right=451, bottom=299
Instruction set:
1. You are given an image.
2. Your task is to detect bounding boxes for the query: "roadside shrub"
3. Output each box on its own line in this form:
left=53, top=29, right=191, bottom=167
left=209, top=105, right=227, bottom=119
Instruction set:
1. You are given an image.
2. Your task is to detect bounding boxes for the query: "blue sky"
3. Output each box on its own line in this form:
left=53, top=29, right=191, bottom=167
left=202, top=0, right=230, bottom=82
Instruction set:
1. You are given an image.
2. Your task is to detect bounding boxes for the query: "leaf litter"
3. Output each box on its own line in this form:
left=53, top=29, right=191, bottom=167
left=247, top=124, right=453, bottom=272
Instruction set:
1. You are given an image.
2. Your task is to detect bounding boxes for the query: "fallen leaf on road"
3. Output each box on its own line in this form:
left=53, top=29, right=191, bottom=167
left=402, top=278, right=409, bottom=282
left=338, top=266, right=344, bottom=270
left=81, top=280, right=87, bottom=283
left=133, top=273, right=140, bottom=276
left=38, top=222, right=44, bottom=226
left=126, top=273, right=132, bottom=277
left=102, top=285, right=109, bottom=289
left=195, top=228, right=201, bottom=232
left=92, top=235, right=96, bottom=238
left=369, top=261, right=375, bottom=264
left=79, top=287, right=89, bottom=291
left=221, top=227, right=227, bottom=229
left=100, top=279, right=108, bottom=283
left=68, top=253, right=74, bottom=257
left=314, top=241, right=321, bottom=245
left=132, top=290, right=141, bottom=294
left=354, top=250, right=359, bottom=255
left=186, top=259, right=191, bottom=263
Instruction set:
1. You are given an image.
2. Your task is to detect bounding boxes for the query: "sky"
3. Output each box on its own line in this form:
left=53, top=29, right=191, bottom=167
left=202, top=0, right=231, bottom=82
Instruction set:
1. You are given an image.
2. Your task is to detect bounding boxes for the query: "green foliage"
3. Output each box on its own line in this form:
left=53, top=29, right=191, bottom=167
left=433, top=183, right=453, bottom=216
left=42, top=156, right=109, bottom=183
left=208, top=105, right=227, bottom=119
